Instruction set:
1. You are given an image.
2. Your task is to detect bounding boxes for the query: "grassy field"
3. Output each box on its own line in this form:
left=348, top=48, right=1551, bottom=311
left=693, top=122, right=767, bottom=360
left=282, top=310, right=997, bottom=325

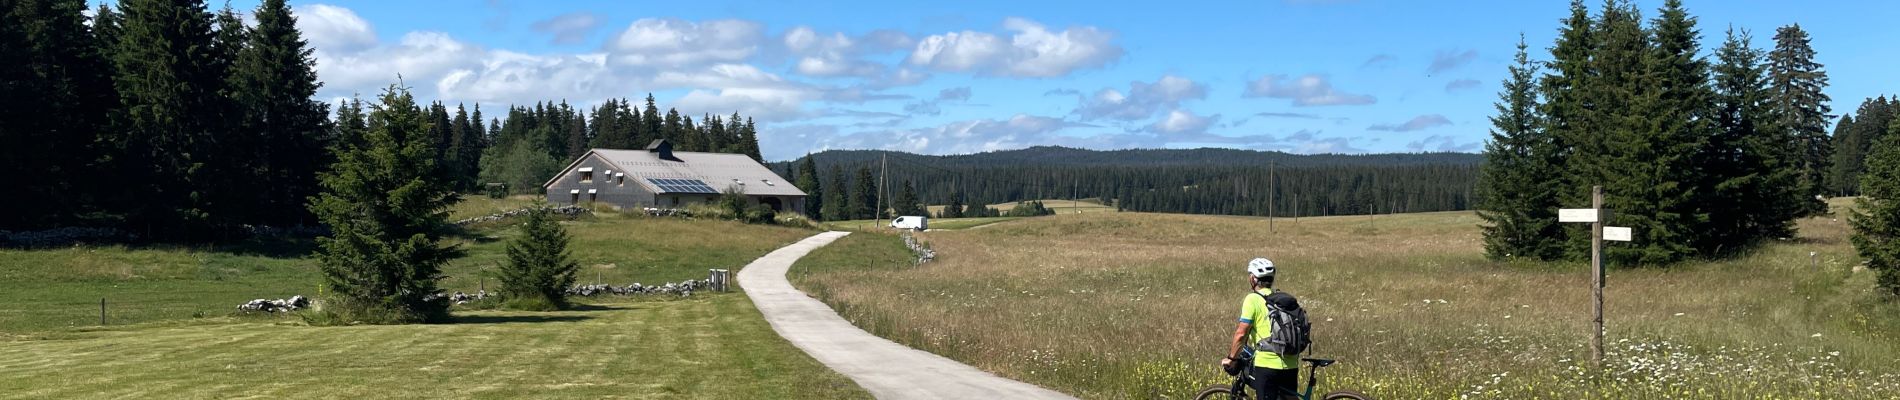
left=791, top=199, right=1900, bottom=399
left=0, top=207, right=811, bottom=334
left=0, top=199, right=869, bottom=398
left=0, top=295, right=867, bottom=399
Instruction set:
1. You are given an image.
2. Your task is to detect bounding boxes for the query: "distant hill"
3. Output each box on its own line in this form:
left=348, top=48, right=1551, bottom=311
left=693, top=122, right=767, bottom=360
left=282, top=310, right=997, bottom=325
left=784, top=146, right=1482, bottom=168
left=772, top=146, right=1481, bottom=219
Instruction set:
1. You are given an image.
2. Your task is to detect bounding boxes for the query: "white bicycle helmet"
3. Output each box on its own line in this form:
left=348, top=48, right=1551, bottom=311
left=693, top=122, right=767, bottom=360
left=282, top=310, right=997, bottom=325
left=1246, top=257, right=1275, bottom=278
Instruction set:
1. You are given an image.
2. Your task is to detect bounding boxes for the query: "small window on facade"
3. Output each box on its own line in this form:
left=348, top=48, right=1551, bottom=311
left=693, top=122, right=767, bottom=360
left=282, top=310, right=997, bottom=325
left=671, top=197, right=680, bottom=206
left=570, top=193, right=580, bottom=203
left=580, top=171, right=593, bottom=182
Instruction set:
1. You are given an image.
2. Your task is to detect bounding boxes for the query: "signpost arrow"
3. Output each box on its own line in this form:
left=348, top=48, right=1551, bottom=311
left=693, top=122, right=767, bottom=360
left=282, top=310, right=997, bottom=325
left=1603, top=226, right=1632, bottom=242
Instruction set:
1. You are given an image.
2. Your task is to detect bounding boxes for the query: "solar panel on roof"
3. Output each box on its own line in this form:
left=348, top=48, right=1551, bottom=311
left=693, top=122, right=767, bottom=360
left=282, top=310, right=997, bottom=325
left=645, top=178, right=719, bottom=194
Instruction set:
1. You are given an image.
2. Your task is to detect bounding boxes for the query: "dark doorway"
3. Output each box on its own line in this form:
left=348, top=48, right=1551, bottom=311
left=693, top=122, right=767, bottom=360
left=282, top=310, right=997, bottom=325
left=762, top=197, right=783, bottom=212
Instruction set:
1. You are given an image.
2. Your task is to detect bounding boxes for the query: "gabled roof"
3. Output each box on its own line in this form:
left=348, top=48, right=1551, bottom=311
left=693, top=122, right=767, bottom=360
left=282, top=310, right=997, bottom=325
left=543, top=148, right=807, bottom=197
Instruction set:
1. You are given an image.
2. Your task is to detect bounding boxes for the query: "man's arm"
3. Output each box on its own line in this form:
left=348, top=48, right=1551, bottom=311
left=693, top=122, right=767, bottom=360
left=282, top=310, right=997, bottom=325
left=1226, top=321, right=1251, bottom=359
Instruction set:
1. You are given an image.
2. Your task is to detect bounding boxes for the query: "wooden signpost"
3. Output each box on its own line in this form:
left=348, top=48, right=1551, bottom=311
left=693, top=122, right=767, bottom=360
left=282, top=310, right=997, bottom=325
left=1559, top=185, right=1631, bottom=370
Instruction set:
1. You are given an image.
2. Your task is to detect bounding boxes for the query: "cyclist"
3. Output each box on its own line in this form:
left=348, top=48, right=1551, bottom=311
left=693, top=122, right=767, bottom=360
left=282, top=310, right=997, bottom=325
left=1221, top=257, right=1298, bottom=399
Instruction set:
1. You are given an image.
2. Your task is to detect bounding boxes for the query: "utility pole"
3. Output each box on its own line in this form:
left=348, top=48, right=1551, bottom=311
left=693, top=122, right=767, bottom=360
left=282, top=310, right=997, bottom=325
left=1269, top=161, right=1276, bottom=232
left=876, top=154, right=887, bottom=229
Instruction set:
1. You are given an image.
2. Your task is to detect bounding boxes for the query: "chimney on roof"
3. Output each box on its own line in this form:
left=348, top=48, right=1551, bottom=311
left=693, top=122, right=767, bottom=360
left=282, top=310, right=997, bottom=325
left=646, top=139, right=681, bottom=162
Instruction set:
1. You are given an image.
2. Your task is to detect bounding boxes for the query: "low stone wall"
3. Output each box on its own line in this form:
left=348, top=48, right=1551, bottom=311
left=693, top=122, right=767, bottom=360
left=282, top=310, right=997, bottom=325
left=454, top=206, right=591, bottom=226
left=903, top=233, right=936, bottom=265
left=237, top=295, right=309, bottom=313
left=567, top=279, right=711, bottom=297
left=0, top=227, right=129, bottom=247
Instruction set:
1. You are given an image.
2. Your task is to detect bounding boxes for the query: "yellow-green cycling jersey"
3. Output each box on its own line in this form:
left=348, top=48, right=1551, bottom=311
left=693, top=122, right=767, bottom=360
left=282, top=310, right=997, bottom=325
left=1238, top=288, right=1293, bottom=370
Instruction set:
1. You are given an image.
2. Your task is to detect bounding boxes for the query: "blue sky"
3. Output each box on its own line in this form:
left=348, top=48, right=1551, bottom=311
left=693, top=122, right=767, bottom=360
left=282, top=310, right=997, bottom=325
left=190, top=0, right=1899, bottom=161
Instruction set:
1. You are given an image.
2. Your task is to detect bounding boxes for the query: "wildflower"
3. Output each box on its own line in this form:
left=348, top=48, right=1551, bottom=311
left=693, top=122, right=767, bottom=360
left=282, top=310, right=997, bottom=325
left=1812, top=333, right=1823, bottom=338
left=1674, top=312, right=1685, bottom=316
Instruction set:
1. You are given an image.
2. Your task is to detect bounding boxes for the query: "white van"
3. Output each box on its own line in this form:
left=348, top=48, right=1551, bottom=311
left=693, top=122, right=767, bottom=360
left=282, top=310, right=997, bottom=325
left=890, top=216, right=928, bottom=231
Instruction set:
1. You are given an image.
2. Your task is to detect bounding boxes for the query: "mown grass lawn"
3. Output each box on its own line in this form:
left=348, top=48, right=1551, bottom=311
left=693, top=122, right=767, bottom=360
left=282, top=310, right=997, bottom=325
left=0, top=294, right=867, bottom=399
left=792, top=199, right=1900, bottom=399
left=0, top=200, right=867, bottom=398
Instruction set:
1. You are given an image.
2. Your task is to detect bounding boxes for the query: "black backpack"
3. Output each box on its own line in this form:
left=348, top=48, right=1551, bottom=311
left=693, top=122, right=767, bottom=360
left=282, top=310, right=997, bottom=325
left=1252, top=291, right=1312, bottom=357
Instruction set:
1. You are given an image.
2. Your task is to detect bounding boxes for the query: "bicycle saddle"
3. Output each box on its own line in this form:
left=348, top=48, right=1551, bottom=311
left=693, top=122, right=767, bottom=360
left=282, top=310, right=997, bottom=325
left=1301, top=358, right=1335, bottom=367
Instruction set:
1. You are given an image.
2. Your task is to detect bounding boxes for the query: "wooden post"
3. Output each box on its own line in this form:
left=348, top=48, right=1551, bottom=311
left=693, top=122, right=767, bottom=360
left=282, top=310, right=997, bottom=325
left=1590, top=185, right=1605, bottom=369
left=100, top=298, right=106, bottom=326
left=876, top=154, right=887, bottom=229
left=1268, top=162, right=1276, bottom=233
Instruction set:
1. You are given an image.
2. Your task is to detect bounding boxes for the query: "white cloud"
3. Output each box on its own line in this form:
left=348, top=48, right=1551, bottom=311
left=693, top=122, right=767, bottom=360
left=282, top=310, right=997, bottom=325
left=531, top=12, right=604, bottom=45
left=1074, top=74, right=1207, bottom=121
left=1368, top=114, right=1452, bottom=132
left=1407, top=134, right=1481, bottom=152
left=295, top=4, right=376, bottom=53
left=1444, top=79, right=1482, bottom=93
left=1361, top=54, right=1396, bottom=69
left=908, top=17, right=1121, bottom=78
left=1243, top=74, right=1376, bottom=106
left=903, top=86, right=975, bottom=116
left=1428, top=49, right=1478, bottom=74
left=1147, top=109, right=1219, bottom=135
left=604, top=18, right=763, bottom=68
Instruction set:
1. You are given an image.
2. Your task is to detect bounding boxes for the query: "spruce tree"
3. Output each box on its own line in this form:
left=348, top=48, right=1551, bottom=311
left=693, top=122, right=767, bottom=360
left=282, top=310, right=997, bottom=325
left=1850, top=120, right=1900, bottom=294
left=795, top=156, right=822, bottom=219
left=111, top=0, right=232, bottom=239
left=1, top=0, right=117, bottom=229
left=893, top=180, right=922, bottom=216
left=853, top=166, right=879, bottom=219
left=1828, top=115, right=1860, bottom=196
left=643, top=94, right=663, bottom=144
left=1478, top=37, right=1564, bottom=261
left=1635, top=0, right=1715, bottom=260
left=942, top=193, right=965, bottom=218
left=1846, top=118, right=1900, bottom=293
left=498, top=203, right=580, bottom=310
left=1541, top=0, right=1596, bottom=260
left=663, top=108, right=683, bottom=145
left=565, top=109, right=588, bottom=161
left=1830, top=97, right=1893, bottom=196
left=822, top=165, right=849, bottom=221
left=1767, top=24, right=1833, bottom=216
left=740, top=117, right=762, bottom=162
left=309, top=86, right=459, bottom=323
left=231, top=0, right=330, bottom=225
left=1710, top=27, right=1801, bottom=246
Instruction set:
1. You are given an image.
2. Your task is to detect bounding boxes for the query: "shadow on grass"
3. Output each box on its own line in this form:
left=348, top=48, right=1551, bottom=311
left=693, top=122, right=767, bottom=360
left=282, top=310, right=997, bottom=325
left=451, top=314, right=594, bottom=324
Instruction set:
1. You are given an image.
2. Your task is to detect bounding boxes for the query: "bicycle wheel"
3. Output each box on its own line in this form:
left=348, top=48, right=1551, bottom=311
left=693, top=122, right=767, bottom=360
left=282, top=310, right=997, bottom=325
left=1319, top=390, right=1372, bottom=400
left=1193, top=385, right=1250, bottom=400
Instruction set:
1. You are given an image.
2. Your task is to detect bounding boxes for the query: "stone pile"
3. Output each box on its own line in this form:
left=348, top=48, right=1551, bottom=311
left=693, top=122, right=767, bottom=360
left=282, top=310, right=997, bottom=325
left=903, top=233, right=936, bottom=265
left=642, top=207, right=689, bottom=217
left=236, top=295, right=309, bottom=313
left=566, top=279, right=710, bottom=298
left=423, top=290, right=492, bottom=305
left=454, top=206, right=590, bottom=226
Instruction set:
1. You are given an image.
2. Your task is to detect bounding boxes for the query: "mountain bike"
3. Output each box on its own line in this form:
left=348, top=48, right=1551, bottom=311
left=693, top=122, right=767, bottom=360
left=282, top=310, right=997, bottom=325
left=1194, top=355, right=1371, bottom=400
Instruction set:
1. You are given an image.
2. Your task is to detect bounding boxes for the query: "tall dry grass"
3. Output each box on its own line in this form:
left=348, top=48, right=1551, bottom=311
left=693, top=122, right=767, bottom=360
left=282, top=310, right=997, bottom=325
left=792, top=201, right=1900, bottom=399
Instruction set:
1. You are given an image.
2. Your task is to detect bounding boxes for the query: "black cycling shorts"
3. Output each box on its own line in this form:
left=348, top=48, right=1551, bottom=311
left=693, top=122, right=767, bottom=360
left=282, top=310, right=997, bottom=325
left=1250, top=366, right=1299, bottom=400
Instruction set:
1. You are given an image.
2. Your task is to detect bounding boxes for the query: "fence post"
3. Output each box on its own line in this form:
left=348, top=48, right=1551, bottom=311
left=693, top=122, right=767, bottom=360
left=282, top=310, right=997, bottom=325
left=100, top=298, right=106, bottom=326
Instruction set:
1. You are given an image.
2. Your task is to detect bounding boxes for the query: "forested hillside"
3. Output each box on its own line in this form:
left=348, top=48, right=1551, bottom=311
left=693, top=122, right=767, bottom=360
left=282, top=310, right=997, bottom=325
left=776, top=147, right=1481, bottom=219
